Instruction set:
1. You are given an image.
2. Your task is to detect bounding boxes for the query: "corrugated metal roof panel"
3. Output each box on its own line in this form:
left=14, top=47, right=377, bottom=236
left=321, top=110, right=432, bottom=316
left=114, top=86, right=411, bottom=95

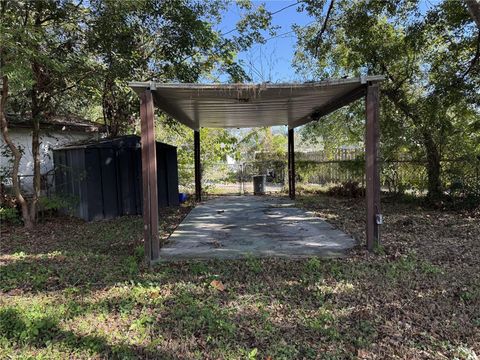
left=129, top=76, right=384, bottom=129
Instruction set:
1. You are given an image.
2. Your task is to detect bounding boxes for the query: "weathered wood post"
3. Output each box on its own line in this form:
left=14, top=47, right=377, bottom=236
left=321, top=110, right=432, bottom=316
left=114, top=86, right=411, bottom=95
left=140, top=89, right=159, bottom=263
left=288, top=128, right=296, bottom=200
left=194, top=129, right=202, bottom=202
left=365, top=82, right=381, bottom=251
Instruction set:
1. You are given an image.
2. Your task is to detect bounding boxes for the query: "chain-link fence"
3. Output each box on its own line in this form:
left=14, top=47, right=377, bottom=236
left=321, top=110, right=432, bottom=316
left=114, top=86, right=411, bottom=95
left=178, top=155, right=480, bottom=198
left=295, top=158, right=480, bottom=197
left=0, top=172, right=56, bottom=197
left=6, top=156, right=476, bottom=201
left=178, top=161, right=286, bottom=196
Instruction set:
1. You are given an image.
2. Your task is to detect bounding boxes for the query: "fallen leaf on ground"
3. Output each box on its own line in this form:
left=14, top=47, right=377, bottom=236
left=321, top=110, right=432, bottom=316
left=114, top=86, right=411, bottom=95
left=210, top=279, right=225, bottom=291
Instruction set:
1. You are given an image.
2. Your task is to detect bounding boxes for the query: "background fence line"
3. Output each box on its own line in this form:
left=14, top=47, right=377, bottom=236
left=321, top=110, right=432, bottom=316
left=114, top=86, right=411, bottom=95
left=3, top=155, right=478, bottom=199
left=178, top=155, right=480, bottom=197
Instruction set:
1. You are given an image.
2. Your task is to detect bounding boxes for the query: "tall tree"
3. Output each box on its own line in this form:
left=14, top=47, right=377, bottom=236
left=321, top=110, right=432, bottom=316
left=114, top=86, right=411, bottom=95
left=295, top=0, right=479, bottom=199
left=1, top=0, right=274, bottom=226
left=86, top=0, right=274, bottom=136
left=1, top=0, right=92, bottom=227
left=0, top=1, right=31, bottom=226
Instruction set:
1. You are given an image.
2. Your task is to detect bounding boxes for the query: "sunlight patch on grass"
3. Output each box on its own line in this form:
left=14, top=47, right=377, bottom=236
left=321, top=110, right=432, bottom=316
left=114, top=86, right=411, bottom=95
left=1, top=196, right=479, bottom=358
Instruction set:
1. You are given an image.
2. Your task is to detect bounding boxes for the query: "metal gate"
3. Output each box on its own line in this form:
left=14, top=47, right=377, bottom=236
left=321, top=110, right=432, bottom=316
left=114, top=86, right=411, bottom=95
left=178, top=161, right=286, bottom=196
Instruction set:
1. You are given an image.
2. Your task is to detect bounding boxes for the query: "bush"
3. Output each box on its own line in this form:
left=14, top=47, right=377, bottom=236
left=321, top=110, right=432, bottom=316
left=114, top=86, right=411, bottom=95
left=327, top=181, right=365, bottom=198
left=37, top=194, right=79, bottom=220
left=0, top=206, right=20, bottom=225
left=38, top=195, right=76, bottom=212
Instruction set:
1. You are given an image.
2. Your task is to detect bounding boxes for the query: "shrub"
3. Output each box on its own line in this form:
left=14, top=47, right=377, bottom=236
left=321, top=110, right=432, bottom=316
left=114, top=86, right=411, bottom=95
left=38, top=195, right=77, bottom=212
left=37, top=194, right=79, bottom=220
left=0, top=206, right=20, bottom=225
left=327, top=181, right=365, bottom=198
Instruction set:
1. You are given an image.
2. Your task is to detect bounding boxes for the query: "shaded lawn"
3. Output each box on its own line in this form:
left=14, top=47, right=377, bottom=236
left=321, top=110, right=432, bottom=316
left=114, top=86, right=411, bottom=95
left=0, top=195, right=479, bottom=359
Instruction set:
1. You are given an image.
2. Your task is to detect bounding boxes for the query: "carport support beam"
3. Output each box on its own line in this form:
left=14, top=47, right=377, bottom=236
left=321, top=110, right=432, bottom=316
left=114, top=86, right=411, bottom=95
left=194, top=129, right=202, bottom=202
left=365, top=82, right=381, bottom=251
left=140, top=89, right=159, bottom=263
left=288, top=128, right=296, bottom=200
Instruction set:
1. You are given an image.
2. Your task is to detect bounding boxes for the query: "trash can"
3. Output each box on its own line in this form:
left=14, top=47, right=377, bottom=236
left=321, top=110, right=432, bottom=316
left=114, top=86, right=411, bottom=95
left=253, top=175, right=266, bottom=195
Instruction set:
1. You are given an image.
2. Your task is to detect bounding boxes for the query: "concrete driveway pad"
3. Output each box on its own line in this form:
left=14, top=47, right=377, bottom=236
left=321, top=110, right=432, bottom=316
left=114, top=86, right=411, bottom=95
left=160, top=196, right=356, bottom=259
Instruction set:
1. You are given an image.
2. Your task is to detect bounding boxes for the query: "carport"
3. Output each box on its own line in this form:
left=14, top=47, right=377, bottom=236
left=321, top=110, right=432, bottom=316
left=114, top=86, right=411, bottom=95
left=129, top=76, right=384, bottom=263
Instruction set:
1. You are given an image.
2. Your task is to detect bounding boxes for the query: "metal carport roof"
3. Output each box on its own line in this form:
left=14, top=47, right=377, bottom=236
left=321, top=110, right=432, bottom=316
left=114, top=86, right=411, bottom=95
left=129, top=75, right=384, bottom=130
left=129, top=75, right=384, bottom=263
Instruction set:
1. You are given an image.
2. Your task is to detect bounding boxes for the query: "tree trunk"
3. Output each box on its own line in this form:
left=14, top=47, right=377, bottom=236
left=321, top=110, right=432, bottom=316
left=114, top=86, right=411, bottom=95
left=102, top=75, right=119, bottom=137
left=30, top=112, right=41, bottom=221
left=382, top=88, right=443, bottom=201
left=423, top=130, right=442, bottom=200
left=465, top=0, right=480, bottom=29
left=30, top=60, right=43, bottom=223
left=0, top=0, right=33, bottom=227
left=28, top=11, right=45, bottom=223
left=0, top=75, right=34, bottom=228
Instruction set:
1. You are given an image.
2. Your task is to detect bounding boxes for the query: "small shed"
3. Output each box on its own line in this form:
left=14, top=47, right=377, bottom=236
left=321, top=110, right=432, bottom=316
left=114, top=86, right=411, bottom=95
left=53, top=135, right=179, bottom=221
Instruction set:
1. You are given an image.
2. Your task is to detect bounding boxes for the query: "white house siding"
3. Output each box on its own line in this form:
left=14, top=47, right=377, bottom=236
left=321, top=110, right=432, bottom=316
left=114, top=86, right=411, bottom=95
left=0, top=128, right=98, bottom=194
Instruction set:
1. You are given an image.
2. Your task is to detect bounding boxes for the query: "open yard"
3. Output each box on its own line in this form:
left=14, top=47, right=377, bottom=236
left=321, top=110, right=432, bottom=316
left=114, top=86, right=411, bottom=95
left=0, top=195, right=479, bottom=359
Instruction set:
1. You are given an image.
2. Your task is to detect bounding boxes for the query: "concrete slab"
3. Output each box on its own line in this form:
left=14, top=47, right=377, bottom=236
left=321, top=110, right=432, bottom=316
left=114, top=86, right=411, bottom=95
left=159, top=196, right=356, bottom=260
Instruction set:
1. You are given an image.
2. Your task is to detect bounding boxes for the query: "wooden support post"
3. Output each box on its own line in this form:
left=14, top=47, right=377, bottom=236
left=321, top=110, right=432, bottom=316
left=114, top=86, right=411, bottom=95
left=288, top=128, right=296, bottom=200
left=194, top=129, right=202, bottom=202
left=140, top=89, right=159, bottom=263
left=365, top=83, right=381, bottom=251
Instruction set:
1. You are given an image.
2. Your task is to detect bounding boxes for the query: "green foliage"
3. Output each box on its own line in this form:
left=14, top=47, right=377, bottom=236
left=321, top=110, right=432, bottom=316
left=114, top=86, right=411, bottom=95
left=304, top=308, right=340, bottom=341
left=338, top=157, right=364, bottom=180
left=236, top=127, right=287, bottom=162
left=0, top=144, right=25, bottom=180
left=134, top=245, right=145, bottom=262
left=247, top=347, right=258, bottom=360
left=245, top=254, right=263, bottom=274
left=124, top=256, right=140, bottom=276
left=0, top=206, right=20, bottom=225
left=168, top=290, right=237, bottom=339
left=38, top=195, right=77, bottom=212
left=353, top=320, right=377, bottom=348
left=1, top=0, right=95, bottom=117
left=0, top=0, right=274, bottom=227
left=0, top=306, right=60, bottom=346
left=327, top=181, right=365, bottom=198
left=2, top=0, right=275, bottom=129
left=304, top=257, right=322, bottom=276
left=188, top=261, right=211, bottom=276
left=155, top=119, right=239, bottom=189
left=83, top=0, right=275, bottom=135
left=295, top=0, right=479, bottom=199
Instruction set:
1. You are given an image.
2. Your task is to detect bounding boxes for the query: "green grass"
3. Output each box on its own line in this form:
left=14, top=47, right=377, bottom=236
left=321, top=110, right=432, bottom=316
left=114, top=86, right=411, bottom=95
left=1, top=197, right=479, bottom=359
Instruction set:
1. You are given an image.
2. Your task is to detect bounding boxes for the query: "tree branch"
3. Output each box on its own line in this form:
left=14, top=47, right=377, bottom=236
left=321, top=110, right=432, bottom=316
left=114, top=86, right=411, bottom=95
left=314, top=0, right=335, bottom=56
left=465, top=0, right=480, bottom=29
left=461, top=31, right=480, bottom=78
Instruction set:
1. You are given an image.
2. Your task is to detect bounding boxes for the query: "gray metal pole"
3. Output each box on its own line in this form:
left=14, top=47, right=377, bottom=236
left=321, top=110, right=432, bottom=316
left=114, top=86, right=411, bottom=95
left=194, top=130, right=201, bottom=202
left=288, top=128, right=296, bottom=200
